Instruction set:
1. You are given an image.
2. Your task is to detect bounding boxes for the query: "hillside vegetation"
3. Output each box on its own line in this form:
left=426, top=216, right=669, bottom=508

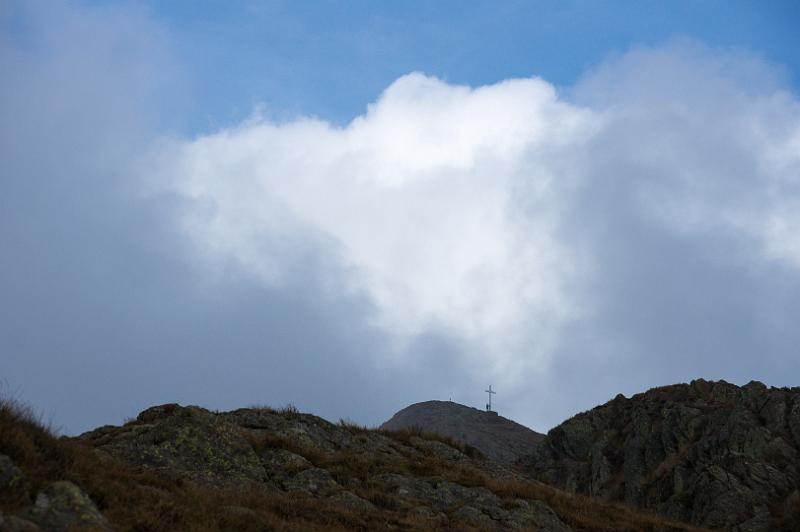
left=1, top=397, right=703, bottom=531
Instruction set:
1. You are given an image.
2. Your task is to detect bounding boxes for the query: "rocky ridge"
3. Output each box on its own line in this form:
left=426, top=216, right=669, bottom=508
left=522, top=379, right=800, bottom=531
left=380, top=400, right=544, bottom=464
left=0, top=400, right=702, bottom=531
left=77, top=403, right=566, bottom=530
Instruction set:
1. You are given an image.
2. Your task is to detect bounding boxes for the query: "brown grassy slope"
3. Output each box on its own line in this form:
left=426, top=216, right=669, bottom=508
left=1, top=398, right=707, bottom=531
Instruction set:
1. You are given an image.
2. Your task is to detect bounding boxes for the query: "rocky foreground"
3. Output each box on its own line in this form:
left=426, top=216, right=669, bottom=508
left=522, top=379, right=800, bottom=531
left=0, top=399, right=700, bottom=531
left=380, top=400, right=544, bottom=464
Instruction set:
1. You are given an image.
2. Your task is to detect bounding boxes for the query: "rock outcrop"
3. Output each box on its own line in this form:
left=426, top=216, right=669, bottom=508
left=0, top=455, right=30, bottom=507
left=77, top=403, right=569, bottom=530
left=522, top=379, right=800, bottom=531
left=0, top=395, right=710, bottom=530
left=19, top=481, right=111, bottom=531
left=0, top=453, right=109, bottom=532
left=380, top=400, right=544, bottom=464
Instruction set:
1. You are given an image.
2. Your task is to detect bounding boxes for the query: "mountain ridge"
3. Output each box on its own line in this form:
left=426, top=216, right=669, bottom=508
left=1, top=396, right=702, bottom=531
left=4, top=379, right=796, bottom=530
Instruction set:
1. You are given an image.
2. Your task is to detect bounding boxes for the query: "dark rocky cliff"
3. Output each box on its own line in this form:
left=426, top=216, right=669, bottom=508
left=381, top=400, right=544, bottom=464
left=522, top=379, right=800, bottom=531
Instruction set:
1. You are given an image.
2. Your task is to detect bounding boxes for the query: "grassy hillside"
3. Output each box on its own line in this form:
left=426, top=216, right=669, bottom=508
left=1, top=397, right=706, bottom=531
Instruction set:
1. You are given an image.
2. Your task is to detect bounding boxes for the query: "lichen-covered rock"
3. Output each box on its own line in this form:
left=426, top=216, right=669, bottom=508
left=431, top=481, right=499, bottom=510
left=327, top=490, right=376, bottom=512
left=451, top=505, right=496, bottom=529
left=283, top=467, right=338, bottom=495
left=75, top=403, right=576, bottom=530
left=508, top=499, right=572, bottom=532
left=407, top=505, right=448, bottom=526
left=523, top=379, right=800, bottom=531
left=19, top=481, right=110, bottom=532
left=80, top=404, right=265, bottom=487
left=222, top=408, right=353, bottom=452
left=0, top=455, right=30, bottom=505
left=261, top=448, right=311, bottom=471
left=375, top=473, right=435, bottom=504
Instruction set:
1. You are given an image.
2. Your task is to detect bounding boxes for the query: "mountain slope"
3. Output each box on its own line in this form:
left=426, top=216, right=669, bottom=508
left=521, top=379, right=800, bottom=531
left=0, top=398, right=703, bottom=531
left=381, top=400, right=544, bottom=464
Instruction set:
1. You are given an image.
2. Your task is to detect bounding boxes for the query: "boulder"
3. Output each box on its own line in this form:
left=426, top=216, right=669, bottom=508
left=283, top=467, right=338, bottom=495
left=0, top=455, right=30, bottom=505
left=20, top=481, right=110, bottom=532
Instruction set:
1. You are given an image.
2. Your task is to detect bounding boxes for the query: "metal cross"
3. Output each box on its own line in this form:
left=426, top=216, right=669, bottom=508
left=485, top=385, right=496, bottom=411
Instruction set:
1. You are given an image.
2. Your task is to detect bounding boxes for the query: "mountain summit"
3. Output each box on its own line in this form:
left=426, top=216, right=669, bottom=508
left=380, top=400, right=544, bottom=464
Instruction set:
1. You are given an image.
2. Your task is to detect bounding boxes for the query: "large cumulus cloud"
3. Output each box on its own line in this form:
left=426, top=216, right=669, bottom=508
left=3, top=2, right=800, bottom=434
left=150, top=74, right=596, bottom=384
left=153, top=41, right=800, bottom=427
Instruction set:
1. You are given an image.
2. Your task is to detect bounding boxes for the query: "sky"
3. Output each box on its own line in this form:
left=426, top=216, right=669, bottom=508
left=2, top=0, right=800, bottom=435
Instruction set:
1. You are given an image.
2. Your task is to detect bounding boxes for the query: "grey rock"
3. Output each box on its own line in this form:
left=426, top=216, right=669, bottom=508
left=451, top=505, right=496, bottom=529
left=328, top=490, right=376, bottom=512
left=376, top=473, right=435, bottom=503
left=20, top=481, right=110, bottom=532
left=523, top=379, right=800, bottom=532
left=283, top=467, right=337, bottom=495
left=260, top=448, right=311, bottom=474
left=0, top=455, right=30, bottom=504
left=69, top=402, right=578, bottom=530
left=80, top=404, right=266, bottom=487
left=432, top=481, right=499, bottom=510
left=406, top=505, right=449, bottom=527
left=507, top=500, right=572, bottom=532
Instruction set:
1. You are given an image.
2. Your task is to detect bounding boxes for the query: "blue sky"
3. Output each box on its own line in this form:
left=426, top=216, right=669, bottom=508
left=2, top=1, right=800, bottom=434
left=140, top=0, right=800, bottom=131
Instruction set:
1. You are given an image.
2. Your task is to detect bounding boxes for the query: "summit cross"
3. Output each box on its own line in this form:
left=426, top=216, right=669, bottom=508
left=485, top=385, right=496, bottom=411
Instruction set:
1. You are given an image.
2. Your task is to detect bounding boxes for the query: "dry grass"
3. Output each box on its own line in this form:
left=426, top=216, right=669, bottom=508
left=484, top=478, right=707, bottom=532
left=0, top=396, right=389, bottom=531
left=380, top=425, right=485, bottom=459
left=247, top=403, right=300, bottom=418
left=242, top=426, right=705, bottom=531
left=2, top=395, right=709, bottom=531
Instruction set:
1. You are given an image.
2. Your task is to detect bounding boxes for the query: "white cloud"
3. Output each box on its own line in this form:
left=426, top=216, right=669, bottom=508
left=154, top=73, right=597, bottom=385
left=572, top=42, right=800, bottom=269
left=153, top=42, right=800, bottom=400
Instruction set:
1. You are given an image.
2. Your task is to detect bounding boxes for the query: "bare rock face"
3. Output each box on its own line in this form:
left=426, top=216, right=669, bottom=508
left=522, top=379, right=800, bottom=531
left=380, top=400, right=544, bottom=464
